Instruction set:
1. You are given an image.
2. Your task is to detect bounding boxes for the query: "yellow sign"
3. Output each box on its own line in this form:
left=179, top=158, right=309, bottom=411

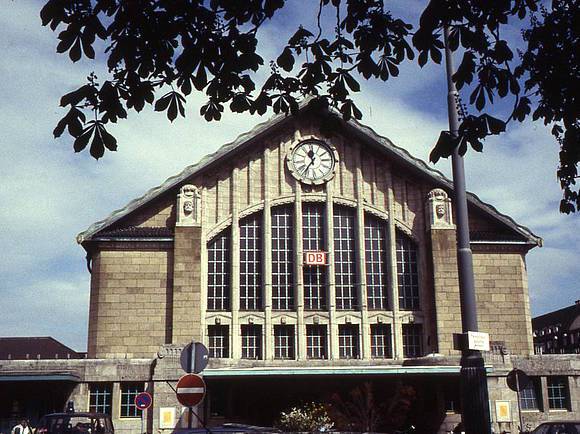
left=159, top=407, right=176, bottom=429
left=495, top=400, right=511, bottom=422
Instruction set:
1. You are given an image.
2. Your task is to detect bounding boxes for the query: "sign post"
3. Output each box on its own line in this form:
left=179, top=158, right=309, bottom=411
left=134, top=392, right=152, bottom=434
left=179, top=342, right=209, bottom=428
left=507, top=369, right=530, bottom=432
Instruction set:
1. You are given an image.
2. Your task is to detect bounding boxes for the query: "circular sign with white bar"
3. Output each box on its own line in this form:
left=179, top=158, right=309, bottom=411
left=176, top=373, right=206, bottom=407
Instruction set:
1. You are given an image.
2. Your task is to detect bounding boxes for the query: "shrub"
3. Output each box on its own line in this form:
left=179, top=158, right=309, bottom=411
left=278, top=402, right=334, bottom=432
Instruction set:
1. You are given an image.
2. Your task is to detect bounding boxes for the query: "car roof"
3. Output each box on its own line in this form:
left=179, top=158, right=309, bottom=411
left=537, top=421, right=580, bottom=424
left=42, top=413, right=111, bottom=418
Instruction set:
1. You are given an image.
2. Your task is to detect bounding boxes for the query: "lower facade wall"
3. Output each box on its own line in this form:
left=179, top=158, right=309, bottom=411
left=1, top=355, right=579, bottom=434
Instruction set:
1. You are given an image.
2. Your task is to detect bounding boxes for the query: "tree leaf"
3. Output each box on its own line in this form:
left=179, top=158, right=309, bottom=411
left=429, top=131, right=456, bottom=164
left=154, top=93, right=172, bottom=112
left=69, top=38, right=82, bottom=62
left=98, top=124, right=118, bottom=151
left=276, top=47, right=295, bottom=72
left=482, top=114, right=506, bottom=135
left=167, top=96, right=178, bottom=122
left=73, top=126, right=94, bottom=153
left=89, top=126, right=105, bottom=159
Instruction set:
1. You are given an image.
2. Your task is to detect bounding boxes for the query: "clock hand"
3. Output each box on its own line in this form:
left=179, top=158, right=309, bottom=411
left=302, top=158, right=314, bottom=175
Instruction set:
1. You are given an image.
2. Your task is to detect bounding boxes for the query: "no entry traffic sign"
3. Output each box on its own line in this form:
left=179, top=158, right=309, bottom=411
left=134, top=391, right=153, bottom=410
left=176, top=373, right=206, bottom=407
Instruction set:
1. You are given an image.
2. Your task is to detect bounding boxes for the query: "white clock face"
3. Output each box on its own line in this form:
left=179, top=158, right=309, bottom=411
left=288, top=141, right=337, bottom=184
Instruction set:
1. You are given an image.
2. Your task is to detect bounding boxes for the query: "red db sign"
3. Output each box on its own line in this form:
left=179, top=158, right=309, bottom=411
left=304, top=251, right=327, bottom=265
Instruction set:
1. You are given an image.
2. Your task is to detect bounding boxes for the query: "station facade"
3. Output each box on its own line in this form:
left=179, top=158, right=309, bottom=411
left=2, top=101, right=579, bottom=433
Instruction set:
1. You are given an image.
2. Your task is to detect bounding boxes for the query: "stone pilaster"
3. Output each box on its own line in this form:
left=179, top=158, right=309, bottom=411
left=354, top=145, right=369, bottom=359
left=263, top=148, right=273, bottom=360
left=295, top=181, right=305, bottom=359
left=326, top=183, right=338, bottom=360
left=172, top=185, right=203, bottom=344
left=386, top=171, right=402, bottom=358
left=426, top=188, right=462, bottom=355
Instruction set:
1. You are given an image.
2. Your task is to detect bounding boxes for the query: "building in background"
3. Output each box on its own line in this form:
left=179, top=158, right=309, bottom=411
left=533, top=301, right=580, bottom=355
left=1, top=101, right=579, bottom=434
left=0, top=338, right=85, bottom=434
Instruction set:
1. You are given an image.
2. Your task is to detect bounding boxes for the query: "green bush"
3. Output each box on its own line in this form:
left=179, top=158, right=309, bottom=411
left=278, top=402, right=334, bottom=432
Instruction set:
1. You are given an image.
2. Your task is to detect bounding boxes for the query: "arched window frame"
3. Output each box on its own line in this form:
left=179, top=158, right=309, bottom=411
left=239, top=212, right=263, bottom=311
left=271, top=205, right=295, bottom=310
left=396, top=229, right=420, bottom=311
left=364, top=213, right=389, bottom=310
left=207, top=228, right=231, bottom=311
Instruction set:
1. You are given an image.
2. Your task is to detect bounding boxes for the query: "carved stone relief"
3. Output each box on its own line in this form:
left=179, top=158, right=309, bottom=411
left=426, top=188, right=454, bottom=230
left=176, top=184, right=201, bottom=227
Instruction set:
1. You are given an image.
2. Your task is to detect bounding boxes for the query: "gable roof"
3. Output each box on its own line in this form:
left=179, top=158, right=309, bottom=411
left=77, top=98, right=541, bottom=246
left=532, top=302, right=580, bottom=332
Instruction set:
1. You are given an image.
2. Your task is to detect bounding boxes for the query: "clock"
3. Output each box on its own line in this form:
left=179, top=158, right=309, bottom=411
left=287, top=140, right=338, bottom=185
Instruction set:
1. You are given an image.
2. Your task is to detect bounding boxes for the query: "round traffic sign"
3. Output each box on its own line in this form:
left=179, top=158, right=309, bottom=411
left=134, top=391, right=153, bottom=410
left=180, top=342, right=210, bottom=374
left=507, top=368, right=530, bottom=392
left=176, top=373, right=206, bottom=407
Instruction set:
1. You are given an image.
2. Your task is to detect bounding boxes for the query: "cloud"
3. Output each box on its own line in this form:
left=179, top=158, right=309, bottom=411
left=1, top=0, right=579, bottom=353
left=0, top=275, right=90, bottom=351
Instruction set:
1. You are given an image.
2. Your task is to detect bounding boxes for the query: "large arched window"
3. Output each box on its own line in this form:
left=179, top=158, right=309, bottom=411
left=396, top=231, right=419, bottom=310
left=207, top=229, right=230, bottom=311
left=302, top=203, right=326, bottom=310
left=364, top=215, right=389, bottom=310
left=271, top=206, right=294, bottom=310
left=334, top=206, right=357, bottom=310
left=206, top=204, right=421, bottom=314
left=240, top=213, right=262, bottom=310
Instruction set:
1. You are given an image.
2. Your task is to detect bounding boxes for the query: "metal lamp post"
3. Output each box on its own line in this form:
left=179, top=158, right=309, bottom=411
left=443, top=25, right=492, bottom=434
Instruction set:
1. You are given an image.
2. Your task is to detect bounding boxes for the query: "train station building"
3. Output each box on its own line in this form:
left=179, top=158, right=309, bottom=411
left=1, top=100, right=579, bottom=433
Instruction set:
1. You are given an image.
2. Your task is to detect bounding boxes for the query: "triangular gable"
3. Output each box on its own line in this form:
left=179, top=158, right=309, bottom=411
left=77, top=98, right=541, bottom=246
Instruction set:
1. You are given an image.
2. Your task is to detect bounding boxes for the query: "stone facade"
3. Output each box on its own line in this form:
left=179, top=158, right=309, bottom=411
left=8, top=103, right=578, bottom=434
left=88, top=244, right=172, bottom=358
left=84, top=118, right=538, bottom=361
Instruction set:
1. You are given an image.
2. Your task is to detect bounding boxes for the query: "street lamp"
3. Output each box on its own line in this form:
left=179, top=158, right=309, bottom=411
left=443, top=25, right=492, bottom=434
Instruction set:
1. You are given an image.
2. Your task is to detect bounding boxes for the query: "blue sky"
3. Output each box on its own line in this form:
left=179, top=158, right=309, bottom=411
left=1, top=0, right=578, bottom=351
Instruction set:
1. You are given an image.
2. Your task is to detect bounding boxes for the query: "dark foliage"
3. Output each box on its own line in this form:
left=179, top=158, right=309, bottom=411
left=41, top=0, right=579, bottom=212
left=328, top=381, right=417, bottom=432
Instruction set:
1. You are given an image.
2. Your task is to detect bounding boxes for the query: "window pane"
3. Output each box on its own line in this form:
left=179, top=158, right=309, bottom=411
left=396, top=232, right=419, bottom=310
left=89, top=383, right=112, bottom=415
left=547, top=376, right=569, bottom=410
left=208, top=229, right=230, bottom=311
left=306, top=324, right=327, bottom=359
left=120, top=383, right=144, bottom=418
left=370, top=324, right=392, bottom=358
left=272, top=207, right=294, bottom=310
left=241, top=325, right=262, bottom=359
left=303, top=204, right=327, bottom=310
left=240, top=214, right=262, bottom=310
left=519, top=378, right=541, bottom=410
left=365, top=216, right=388, bottom=310
left=208, top=325, right=229, bottom=358
left=334, top=207, right=357, bottom=310
left=274, top=325, right=295, bottom=359
left=338, top=324, right=360, bottom=359
left=402, top=324, right=423, bottom=358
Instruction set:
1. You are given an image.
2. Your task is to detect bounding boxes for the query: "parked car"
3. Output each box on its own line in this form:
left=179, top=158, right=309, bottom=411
left=178, top=423, right=280, bottom=433
left=35, top=413, right=114, bottom=434
left=531, top=421, right=580, bottom=434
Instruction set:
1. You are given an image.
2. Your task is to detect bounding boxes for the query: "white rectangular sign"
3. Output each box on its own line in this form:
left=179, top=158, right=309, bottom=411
left=159, top=407, right=176, bottom=429
left=495, top=400, right=512, bottom=422
left=304, top=251, right=327, bottom=265
left=467, top=331, right=490, bottom=352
